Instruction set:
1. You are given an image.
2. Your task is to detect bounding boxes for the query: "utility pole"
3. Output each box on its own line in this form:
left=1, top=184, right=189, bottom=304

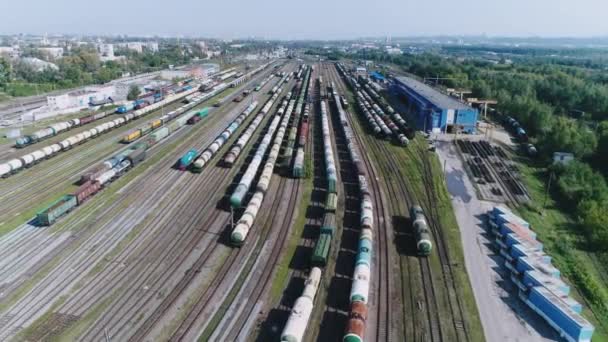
left=542, top=171, right=554, bottom=214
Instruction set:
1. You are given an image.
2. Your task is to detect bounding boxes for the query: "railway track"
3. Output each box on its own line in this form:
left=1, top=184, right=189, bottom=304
left=0, top=69, right=284, bottom=340
left=78, top=74, right=298, bottom=341
left=0, top=98, right=251, bottom=301
left=210, top=176, right=301, bottom=341
left=416, top=145, right=471, bottom=342
left=0, top=67, right=277, bottom=227
left=255, top=66, right=324, bottom=341
left=325, top=64, right=393, bottom=342
left=0, top=99, right=249, bottom=340
left=202, top=73, right=308, bottom=341
left=337, top=55, right=471, bottom=342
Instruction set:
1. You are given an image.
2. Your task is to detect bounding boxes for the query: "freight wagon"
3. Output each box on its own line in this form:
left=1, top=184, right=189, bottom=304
left=311, top=232, right=332, bottom=266
left=73, top=180, right=101, bottom=205
left=410, top=205, right=433, bottom=256
left=37, top=195, right=78, bottom=226
left=281, top=268, right=322, bottom=342
left=178, top=149, right=198, bottom=170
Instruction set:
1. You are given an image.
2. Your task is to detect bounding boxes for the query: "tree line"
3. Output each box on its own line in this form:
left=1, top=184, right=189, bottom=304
left=343, top=48, right=608, bottom=249
left=0, top=44, right=205, bottom=96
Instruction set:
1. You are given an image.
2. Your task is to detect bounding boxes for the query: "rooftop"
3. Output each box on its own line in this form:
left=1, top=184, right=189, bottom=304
left=395, top=76, right=474, bottom=111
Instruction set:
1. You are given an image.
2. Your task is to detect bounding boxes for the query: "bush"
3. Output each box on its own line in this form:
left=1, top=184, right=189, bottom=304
left=127, top=85, right=141, bottom=101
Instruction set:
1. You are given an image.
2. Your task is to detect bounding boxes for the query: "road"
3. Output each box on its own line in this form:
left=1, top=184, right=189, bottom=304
left=434, top=134, right=558, bottom=342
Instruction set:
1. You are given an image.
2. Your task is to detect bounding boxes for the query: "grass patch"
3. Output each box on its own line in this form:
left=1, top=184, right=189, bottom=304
left=48, top=294, right=117, bottom=341
left=376, top=136, right=485, bottom=342
left=268, top=177, right=313, bottom=301
left=515, top=159, right=608, bottom=341
left=0, top=182, right=78, bottom=235
left=14, top=295, right=68, bottom=341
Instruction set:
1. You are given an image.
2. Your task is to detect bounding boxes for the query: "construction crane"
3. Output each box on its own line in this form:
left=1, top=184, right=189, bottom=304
left=466, top=98, right=497, bottom=119
left=446, top=88, right=472, bottom=100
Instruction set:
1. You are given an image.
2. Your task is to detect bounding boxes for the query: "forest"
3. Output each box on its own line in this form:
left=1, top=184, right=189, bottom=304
left=339, top=48, right=608, bottom=251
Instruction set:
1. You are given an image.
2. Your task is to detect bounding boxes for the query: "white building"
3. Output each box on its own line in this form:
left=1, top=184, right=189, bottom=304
left=47, top=85, right=116, bottom=110
left=144, top=42, right=159, bottom=52
left=37, top=47, right=64, bottom=59
left=553, top=152, right=574, bottom=165
left=0, top=46, right=20, bottom=59
left=355, top=66, right=367, bottom=75
left=98, top=43, right=115, bottom=58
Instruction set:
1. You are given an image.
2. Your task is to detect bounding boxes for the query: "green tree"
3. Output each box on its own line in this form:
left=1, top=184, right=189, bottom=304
left=538, top=116, right=597, bottom=157
left=127, top=85, right=141, bottom=101
left=578, top=199, right=608, bottom=246
left=0, top=57, right=11, bottom=88
left=595, top=121, right=608, bottom=174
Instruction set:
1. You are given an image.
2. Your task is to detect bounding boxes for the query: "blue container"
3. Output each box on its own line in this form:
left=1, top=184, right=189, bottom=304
left=522, top=271, right=569, bottom=296
left=526, top=286, right=594, bottom=342
left=500, top=223, right=536, bottom=240
left=515, top=255, right=552, bottom=275
left=509, top=240, right=543, bottom=260
left=562, top=296, right=583, bottom=314
left=495, top=213, right=530, bottom=229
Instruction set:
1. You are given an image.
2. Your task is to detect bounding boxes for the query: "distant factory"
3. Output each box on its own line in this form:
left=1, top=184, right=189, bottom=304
left=391, top=76, right=479, bottom=134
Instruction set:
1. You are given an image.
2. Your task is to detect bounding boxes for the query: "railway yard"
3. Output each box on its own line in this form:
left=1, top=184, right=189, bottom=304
left=2, top=56, right=585, bottom=342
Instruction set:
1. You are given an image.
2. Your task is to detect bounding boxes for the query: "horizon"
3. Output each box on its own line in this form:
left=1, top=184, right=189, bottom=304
left=2, top=0, right=608, bottom=39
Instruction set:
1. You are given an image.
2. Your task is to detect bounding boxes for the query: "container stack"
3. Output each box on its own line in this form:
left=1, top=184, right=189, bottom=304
left=488, top=206, right=595, bottom=342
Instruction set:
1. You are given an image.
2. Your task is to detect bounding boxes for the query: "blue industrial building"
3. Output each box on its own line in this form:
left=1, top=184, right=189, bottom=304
left=391, top=76, right=479, bottom=133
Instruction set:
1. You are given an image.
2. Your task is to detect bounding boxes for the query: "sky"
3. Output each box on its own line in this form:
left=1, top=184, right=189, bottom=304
left=1, top=0, right=608, bottom=39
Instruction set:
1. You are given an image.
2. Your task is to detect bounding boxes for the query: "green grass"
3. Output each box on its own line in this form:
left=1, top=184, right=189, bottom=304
left=0, top=182, right=79, bottom=235
left=268, top=176, right=313, bottom=301
left=373, top=135, right=485, bottom=342
left=515, top=158, right=608, bottom=341
left=14, top=295, right=69, bottom=341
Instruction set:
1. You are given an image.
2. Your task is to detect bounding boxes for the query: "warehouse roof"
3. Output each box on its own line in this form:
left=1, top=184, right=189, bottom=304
left=395, top=76, right=473, bottom=110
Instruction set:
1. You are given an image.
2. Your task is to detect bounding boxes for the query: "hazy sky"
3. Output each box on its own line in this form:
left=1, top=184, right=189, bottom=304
left=1, top=0, right=608, bottom=39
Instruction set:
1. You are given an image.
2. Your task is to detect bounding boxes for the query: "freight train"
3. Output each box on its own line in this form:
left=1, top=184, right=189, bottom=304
left=37, top=94, right=205, bottom=225
left=328, top=87, right=374, bottom=342
left=224, top=92, right=281, bottom=166
left=37, top=142, right=148, bottom=226
left=192, top=101, right=259, bottom=173
left=15, top=110, right=112, bottom=148
left=1, top=85, right=201, bottom=178
left=231, top=93, right=294, bottom=245
left=337, top=63, right=410, bottom=145
left=230, top=98, right=289, bottom=209
left=285, top=66, right=311, bottom=170
left=410, top=205, right=433, bottom=256
left=280, top=267, right=322, bottom=342
left=121, top=92, right=211, bottom=144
